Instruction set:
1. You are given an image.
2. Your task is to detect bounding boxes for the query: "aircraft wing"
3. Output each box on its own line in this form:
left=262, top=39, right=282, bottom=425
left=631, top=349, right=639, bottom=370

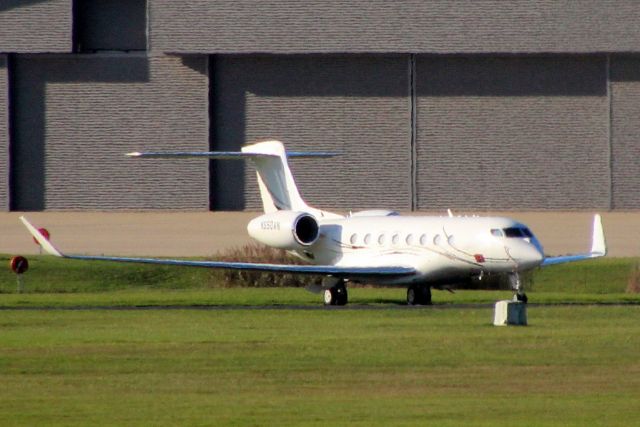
left=541, top=214, right=607, bottom=266
left=20, top=217, right=415, bottom=278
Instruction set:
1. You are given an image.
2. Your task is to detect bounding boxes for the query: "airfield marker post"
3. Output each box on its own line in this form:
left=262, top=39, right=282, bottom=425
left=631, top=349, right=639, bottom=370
left=9, top=256, right=29, bottom=294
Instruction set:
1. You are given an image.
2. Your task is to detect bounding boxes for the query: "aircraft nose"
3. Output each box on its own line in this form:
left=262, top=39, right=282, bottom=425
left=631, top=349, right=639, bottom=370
left=508, top=241, right=544, bottom=269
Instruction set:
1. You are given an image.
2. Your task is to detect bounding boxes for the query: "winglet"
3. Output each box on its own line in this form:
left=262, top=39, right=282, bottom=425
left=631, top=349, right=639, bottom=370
left=19, top=216, right=64, bottom=257
left=591, top=213, right=606, bottom=256
left=541, top=213, right=607, bottom=266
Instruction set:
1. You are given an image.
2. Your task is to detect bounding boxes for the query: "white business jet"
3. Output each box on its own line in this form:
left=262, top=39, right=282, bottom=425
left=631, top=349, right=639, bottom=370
left=21, top=140, right=606, bottom=306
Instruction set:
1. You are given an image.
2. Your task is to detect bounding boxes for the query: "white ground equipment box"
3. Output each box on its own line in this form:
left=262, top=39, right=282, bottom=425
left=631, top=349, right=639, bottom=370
left=493, top=300, right=527, bottom=326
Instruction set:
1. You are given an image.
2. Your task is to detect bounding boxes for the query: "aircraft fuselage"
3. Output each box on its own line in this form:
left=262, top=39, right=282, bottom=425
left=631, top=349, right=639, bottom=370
left=292, top=215, right=545, bottom=286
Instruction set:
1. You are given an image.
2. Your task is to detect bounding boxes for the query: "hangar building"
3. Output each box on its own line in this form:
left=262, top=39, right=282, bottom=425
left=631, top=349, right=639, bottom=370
left=2, top=1, right=640, bottom=212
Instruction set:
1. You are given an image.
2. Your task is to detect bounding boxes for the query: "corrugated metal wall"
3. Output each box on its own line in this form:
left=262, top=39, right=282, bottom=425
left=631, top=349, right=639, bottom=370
left=211, top=55, right=411, bottom=211
left=3, top=1, right=640, bottom=212
left=0, top=0, right=72, bottom=53
left=415, top=56, right=610, bottom=210
left=152, top=1, right=640, bottom=54
left=0, top=55, right=8, bottom=210
left=611, top=57, right=640, bottom=209
left=11, top=54, right=209, bottom=210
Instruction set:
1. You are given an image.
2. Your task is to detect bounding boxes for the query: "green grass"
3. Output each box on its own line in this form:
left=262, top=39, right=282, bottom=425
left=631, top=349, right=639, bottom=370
left=2, top=254, right=639, bottom=293
left=531, top=257, right=638, bottom=294
left=1, top=255, right=639, bottom=425
left=1, top=306, right=639, bottom=426
left=2, top=255, right=640, bottom=308
left=1, top=254, right=216, bottom=293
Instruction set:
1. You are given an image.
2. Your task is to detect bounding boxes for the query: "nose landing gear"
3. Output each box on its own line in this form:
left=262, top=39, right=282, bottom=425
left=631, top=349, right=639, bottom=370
left=509, top=272, right=528, bottom=304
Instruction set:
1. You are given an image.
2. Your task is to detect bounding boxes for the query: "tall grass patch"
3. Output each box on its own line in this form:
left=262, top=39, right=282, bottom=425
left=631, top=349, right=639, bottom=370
left=213, top=243, right=322, bottom=288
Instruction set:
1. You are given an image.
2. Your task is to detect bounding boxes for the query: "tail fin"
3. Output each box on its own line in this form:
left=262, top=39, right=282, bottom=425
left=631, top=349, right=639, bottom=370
left=241, top=140, right=308, bottom=213
left=127, top=139, right=341, bottom=217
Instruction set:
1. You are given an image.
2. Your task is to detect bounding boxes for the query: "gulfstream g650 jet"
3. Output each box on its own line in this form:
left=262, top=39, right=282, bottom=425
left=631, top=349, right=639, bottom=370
left=21, top=140, right=606, bottom=306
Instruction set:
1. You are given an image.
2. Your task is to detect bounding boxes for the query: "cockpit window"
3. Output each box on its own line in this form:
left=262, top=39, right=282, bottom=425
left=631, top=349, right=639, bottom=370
left=504, top=227, right=524, bottom=238
left=493, top=227, right=534, bottom=238
left=503, top=227, right=534, bottom=238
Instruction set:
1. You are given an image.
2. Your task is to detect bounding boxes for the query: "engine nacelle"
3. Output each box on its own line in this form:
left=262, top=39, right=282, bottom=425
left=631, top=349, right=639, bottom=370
left=247, top=211, right=320, bottom=249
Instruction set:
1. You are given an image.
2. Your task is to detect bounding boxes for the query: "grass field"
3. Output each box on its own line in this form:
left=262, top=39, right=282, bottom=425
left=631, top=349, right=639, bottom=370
left=1, top=306, right=639, bottom=426
left=1, top=254, right=639, bottom=296
left=1, top=256, right=640, bottom=425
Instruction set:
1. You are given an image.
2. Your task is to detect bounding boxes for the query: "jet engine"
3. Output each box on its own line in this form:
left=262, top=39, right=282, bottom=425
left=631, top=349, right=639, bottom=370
left=247, top=211, right=320, bottom=249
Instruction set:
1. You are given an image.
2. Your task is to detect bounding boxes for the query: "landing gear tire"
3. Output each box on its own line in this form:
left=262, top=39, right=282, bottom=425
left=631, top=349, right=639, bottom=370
left=323, top=283, right=348, bottom=306
left=407, top=287, right=417, bottom=305
left=407, top=285, right=432, bottom=305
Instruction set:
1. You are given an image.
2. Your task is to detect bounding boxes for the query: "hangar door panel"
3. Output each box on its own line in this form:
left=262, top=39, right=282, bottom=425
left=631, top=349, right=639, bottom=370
left=76, top=0, right=146, bottom=51
left=611, top=57, right=640, bottom=209
left=0, top=55, right=7, bottom=210
left=212, top=55, right=411, bottom=211
left=12, top=54, right=209, bottom=210
left=415, top=56, right=609, bottom=210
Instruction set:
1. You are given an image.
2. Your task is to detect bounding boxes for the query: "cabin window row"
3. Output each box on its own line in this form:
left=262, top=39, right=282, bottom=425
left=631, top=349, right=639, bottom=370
left=349, top=232, right=438, bottom=247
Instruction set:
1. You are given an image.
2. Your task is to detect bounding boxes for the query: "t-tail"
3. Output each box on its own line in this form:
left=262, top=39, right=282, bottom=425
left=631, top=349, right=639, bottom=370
left=127, top=139, right=342, bottom=218
left=241, top=140, right=314, bottom=214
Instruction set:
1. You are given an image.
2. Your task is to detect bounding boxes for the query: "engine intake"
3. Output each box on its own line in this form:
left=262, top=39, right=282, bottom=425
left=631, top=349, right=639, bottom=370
left=247, top=211, right=320, bottom=249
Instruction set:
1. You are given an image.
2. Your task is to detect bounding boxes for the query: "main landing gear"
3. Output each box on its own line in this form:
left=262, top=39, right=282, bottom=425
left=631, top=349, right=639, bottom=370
left=407, top=285, right=432, bottom=305
left=509, top=272, right=528, bottom=304
left=322, top=277, right=348, bottom=306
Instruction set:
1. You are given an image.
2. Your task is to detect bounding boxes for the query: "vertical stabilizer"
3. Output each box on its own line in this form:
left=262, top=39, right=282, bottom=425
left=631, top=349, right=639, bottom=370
left=241, top=140, right=310, bottom=213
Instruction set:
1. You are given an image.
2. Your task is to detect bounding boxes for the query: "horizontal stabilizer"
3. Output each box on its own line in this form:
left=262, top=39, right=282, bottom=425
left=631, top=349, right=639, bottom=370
left=126, top=151, right=337, bottom=159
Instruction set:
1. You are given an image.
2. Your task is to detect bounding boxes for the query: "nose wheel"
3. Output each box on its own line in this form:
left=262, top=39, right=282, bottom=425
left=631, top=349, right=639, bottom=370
left=509, top=272, right=528, bottom=304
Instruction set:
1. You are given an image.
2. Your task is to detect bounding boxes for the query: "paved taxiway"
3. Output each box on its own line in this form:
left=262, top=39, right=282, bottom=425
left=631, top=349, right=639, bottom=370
left=2, top=211, right=640, bottom=257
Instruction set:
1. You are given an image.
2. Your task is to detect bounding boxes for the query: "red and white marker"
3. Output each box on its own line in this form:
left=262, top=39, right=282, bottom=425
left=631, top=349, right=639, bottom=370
left=9, top=256, right=29, bottom=275
left=32, top=228, right=50, bottom=246
left=9, top=256, right=29, bottom=293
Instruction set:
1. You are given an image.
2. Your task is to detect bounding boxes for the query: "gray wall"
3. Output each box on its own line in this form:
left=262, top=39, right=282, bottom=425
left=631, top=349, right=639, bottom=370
left=3, top=1, right=640, bottom=212
left=415, top=56, right=610, bottom=210
left=152, top=1, right=640, bottom=54
left=12, top=54, right=209, bottom=210
left=611, top=57, right=640, bottom=210
left=212, top=55, right=411, bottom=210
left=0, top=0, right=71, bottom=53
left=0, top=55, right=8, bottom=210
